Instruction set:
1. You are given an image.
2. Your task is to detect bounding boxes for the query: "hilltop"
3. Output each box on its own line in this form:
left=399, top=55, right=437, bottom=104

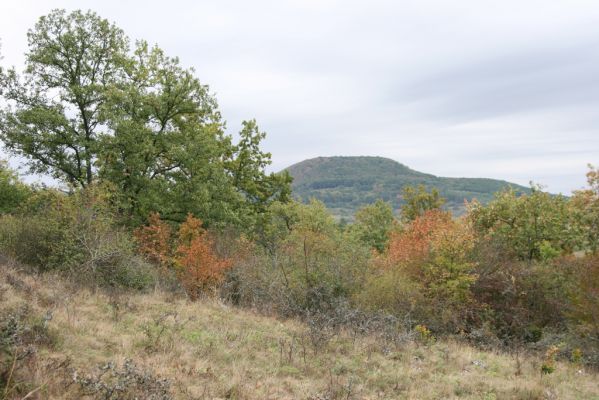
left=285, top=156, right=530, bottom=219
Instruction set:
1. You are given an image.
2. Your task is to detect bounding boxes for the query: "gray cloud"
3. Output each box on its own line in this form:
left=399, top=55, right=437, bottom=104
left=1, top=0, right=598, bottom=193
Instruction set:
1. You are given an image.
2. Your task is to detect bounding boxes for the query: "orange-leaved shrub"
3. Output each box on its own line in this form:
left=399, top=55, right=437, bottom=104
left=135, top=213, right=231, bottom=299
left=359, top=209, right=479, bottom=332
left=175, top=215, right=232, bottom=299
left=134, top=212, right=172, bottom=269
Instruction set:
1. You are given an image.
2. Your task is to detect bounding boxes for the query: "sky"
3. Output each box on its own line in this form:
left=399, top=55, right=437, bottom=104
left=1, top=0, right=598, bottom=194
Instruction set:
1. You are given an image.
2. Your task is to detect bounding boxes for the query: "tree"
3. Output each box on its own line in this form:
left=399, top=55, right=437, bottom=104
left=0, top=10, right=128, bottom=187
left=469, top=186, right=578, bottom=261
left=1, top=9, right=291, bottom=228
left=400, top=184, right=445, bottom=222
left=350, top=199, right=395, bottom=252
left=225, top=119, right=293, bottom=214
left=97, top=41, right=241, bottom=225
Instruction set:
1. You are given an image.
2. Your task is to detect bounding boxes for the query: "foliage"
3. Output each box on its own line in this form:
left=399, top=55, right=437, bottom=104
left=0, top=186, right=155, bottom=289
left=0, top=9, right=291, bottom=228
left=349, top=199, right=395, bottom=253
left=135, top=213, right=232, bottom=299
left=228, top=199, right=370, bottom=316
left=471, top=253, right=571, bottom=342
left=570, top=164, right=599, bottom=253
left=400, top=184, right=446, bottom=222
left=0, top=161, right=30, bottom=215
left=174, top=215, right=232, bottom=299
left=225, top=119, right=293, bottom=214
left=134, top=213, right=172, bottom=269
left=468, top=186, right=578, bottom=261
left=361, top=210, right=478, bottom=332
left=567, top=254, right=599, bottom=340
left=0, top=9, right=128, bottom=186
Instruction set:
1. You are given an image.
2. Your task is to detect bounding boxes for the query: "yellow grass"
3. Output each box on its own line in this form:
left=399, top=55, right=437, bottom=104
left=1, top=264, right=598, bottom=400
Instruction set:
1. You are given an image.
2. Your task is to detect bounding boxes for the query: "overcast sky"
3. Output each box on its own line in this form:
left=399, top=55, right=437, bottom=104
left=1, top=1, right=598, bottom=194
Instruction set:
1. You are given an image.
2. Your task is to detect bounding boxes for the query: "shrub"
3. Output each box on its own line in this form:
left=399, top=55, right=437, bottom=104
left=0, top=160, right=31, bottom=215
left=174, top=215, right=232, bottom=299
left=135, top=213, right=232, bottom=299
left=361, top=210, right=479, bottom=333
left=222, top=200, right=371, bottom=317
left=72, top=359, right=172, bottom=399
left=0, top=186, right=156, bottom=290
left=568, top=254, right=599, bottom=340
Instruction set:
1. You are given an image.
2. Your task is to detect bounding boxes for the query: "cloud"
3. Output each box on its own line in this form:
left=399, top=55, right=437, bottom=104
left=1, top=0, right=598, bottom=194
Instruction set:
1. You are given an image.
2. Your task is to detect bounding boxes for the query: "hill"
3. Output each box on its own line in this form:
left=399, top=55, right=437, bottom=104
left=2, top=263, right=598, bottom=399
left=285, top=156, right=530, bottom=219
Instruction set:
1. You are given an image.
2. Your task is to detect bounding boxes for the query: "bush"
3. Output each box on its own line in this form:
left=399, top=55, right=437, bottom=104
left=222, top=200, right=371, bottom=317
left=360, top=210, right=480, bottom=333
left=72, top=359, right=171, bottom=399
left=0, top=186, right=156, bottom=290
left=0, top=160, right=31, bottom=215
left=135, top=213, right=232, bottom=299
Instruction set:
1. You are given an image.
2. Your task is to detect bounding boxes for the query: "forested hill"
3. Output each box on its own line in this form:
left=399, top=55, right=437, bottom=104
left=285, top=156, right=530, bottom=219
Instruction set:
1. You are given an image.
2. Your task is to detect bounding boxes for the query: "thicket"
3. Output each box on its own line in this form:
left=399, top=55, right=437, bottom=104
left=1, top=8, right=598, bottom=372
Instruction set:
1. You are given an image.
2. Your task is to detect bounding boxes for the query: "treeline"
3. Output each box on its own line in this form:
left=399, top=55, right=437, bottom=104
left=1, top=9, right=598, bottom=370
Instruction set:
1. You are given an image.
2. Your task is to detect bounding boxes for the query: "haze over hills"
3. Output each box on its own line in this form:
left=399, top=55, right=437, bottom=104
left=284, top=156, right=531, bottom=219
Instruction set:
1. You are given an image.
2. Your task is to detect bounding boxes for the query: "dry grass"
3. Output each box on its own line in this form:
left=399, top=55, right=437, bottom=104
left=1, top=264, right=598, bottom=400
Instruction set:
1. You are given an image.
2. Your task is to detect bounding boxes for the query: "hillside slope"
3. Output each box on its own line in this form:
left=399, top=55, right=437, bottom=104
left=285, top=156, right=530, bottom=219
left=2, top=264, right=598, bottom=399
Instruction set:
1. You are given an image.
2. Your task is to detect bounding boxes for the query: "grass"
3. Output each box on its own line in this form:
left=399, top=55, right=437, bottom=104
left=1, top=263, right=598, bottom=399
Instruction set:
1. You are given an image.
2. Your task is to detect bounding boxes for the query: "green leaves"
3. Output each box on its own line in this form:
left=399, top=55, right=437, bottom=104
left=1, top=9, right=129, bottom=186
left=400, top=184, right=446, bottom=222
left=1, top=9, right=291, bottom=229
left=469, top=187, right=578, bottom=261
left=350, top=199, right=395, bottom=252
left=0, top=161, right=31, bottom=214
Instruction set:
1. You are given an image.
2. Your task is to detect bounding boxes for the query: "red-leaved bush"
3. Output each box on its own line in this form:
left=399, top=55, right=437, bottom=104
left=135, top=213, right=231, bottom=299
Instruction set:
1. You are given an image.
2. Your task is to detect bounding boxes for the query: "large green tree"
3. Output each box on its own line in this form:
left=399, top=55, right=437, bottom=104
left=0, top=9, right=128, bottom=187
left=98, top=42, right=239, bottom=225
left=1, top=9, right=290, bottom=227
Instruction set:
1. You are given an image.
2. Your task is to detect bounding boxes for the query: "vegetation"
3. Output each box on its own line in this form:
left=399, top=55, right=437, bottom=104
left=286, top=156, right=530, bottom=220
left=2, top=265, right=599, bottom=399
left=0, top=8, right=598, bottom=399
left=0, top=9, right=290, bottom=227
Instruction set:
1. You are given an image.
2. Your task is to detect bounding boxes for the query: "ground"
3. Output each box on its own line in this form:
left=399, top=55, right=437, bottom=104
left=1, top=263, right=598, bottom=400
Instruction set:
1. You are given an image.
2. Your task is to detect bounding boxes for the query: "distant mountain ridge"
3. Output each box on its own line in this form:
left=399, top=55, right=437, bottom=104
left=284, top=156, right=530, bottom=219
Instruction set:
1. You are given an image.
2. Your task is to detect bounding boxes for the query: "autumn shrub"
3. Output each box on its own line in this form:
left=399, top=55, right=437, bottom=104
left=135, top=213, right=232, bottom=299
left=174, top=215, right=232, bottom=299
left=359, top=210, right=480, bottom=333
